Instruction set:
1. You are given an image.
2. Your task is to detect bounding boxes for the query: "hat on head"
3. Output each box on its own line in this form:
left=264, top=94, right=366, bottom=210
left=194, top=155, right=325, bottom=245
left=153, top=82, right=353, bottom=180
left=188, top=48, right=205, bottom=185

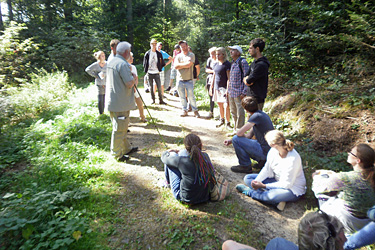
left=150, top=38, right=157, bottom=44
left=178, top=40, right=187, bottom=45
left=157, top=42, right=162, bottom=47
left=174, top=44, right=180, bottom=49
left=228, top=45, right=243, bottom=54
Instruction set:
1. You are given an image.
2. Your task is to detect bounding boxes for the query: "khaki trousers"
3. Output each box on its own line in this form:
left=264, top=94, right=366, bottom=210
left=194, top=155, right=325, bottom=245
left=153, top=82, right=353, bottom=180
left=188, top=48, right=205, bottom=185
left=110, top=111, right=131, bottom=158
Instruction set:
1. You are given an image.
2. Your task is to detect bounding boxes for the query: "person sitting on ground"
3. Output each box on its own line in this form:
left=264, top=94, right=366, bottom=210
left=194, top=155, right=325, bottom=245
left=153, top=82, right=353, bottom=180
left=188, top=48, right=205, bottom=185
left=312, top=143, right=375, bottom=234
left=224, top=96, right=274, bottom=173
left=236, top=130, right=306, bottom=211
left=160, top=133, right=215, bottom=205
left=126, top=52, right=147, bottom=122
left=222, top=211, right=347, bottom=250
left=210, top=47, right=231, bottom=129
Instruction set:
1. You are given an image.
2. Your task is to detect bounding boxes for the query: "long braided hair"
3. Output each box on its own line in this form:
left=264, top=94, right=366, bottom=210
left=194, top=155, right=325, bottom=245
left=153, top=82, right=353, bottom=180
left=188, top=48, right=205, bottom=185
left=184, top=134, right=215, bottom=187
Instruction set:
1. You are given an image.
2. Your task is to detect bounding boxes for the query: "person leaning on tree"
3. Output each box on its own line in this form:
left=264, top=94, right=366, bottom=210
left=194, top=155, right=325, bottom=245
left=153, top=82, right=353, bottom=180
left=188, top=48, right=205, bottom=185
left=243, top=38, right=270, bottom=111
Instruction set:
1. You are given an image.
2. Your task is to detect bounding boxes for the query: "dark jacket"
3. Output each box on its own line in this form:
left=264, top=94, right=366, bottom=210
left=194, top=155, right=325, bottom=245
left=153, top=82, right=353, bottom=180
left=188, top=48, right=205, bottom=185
left=161, top=151, right=211, bottom=205
left=245, top=56, right=270, bottom=103
left=143, top=50, right=165, bottom=73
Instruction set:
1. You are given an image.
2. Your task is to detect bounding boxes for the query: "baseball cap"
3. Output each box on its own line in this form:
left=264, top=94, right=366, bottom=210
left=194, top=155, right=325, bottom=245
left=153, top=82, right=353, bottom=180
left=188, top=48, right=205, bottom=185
left=228, top=45, right=243, bottom=54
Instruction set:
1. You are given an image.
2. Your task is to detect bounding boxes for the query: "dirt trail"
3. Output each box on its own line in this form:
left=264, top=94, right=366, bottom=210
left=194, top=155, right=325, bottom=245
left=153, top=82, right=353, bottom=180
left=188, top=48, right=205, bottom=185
left=123, top=88, right=307, bottom=244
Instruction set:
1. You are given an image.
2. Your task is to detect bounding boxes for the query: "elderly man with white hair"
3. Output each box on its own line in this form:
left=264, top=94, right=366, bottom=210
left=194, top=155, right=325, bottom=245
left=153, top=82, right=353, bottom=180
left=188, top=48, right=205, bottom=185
left=106, top=41, right=138, bottom=162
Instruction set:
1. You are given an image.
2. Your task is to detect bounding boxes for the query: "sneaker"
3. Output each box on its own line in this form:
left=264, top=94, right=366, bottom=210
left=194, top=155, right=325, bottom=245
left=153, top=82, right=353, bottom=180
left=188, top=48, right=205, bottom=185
left=231, top=164, right=253, bottom=173
left=226, top=122, right=233, bottom=130
left=140, top=117, right=148, bottom=123
left=277, top=201, right=286, bottom=211
left=216, top=119, right=225, bottom=128
left=117, top=155, right=130, bottom=162
left=151, top=100, right=156, bottom=104
left=236, top=184, right=251, bottom=194
left=125, top=147, right=139, bottom=155
left=166, top=86, right=171, bottom=92
left=145, top=88, right=150, bottom=93
left=194, top=111, right=200, bottom=118
left=180, top=111, right=188, bottom=117
left=159, top=100, right=167, bottom=105
left=253, top=160, right=266, bottom=169
left=214, top=115, right=220, bottom=121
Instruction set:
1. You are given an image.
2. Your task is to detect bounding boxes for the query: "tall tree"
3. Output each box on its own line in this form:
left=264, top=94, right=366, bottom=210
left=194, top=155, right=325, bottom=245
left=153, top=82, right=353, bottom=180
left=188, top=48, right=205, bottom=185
left=7, top=0, right=13, bottom=21
left=126, top=0, right=133, bottom=45
left=0, top=2, right=3, bottom=30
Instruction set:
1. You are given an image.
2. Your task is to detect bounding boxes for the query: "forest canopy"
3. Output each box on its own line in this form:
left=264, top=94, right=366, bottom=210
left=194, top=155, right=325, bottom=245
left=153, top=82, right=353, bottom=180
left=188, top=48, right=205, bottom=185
left=0, top=0, right=374, bottom=88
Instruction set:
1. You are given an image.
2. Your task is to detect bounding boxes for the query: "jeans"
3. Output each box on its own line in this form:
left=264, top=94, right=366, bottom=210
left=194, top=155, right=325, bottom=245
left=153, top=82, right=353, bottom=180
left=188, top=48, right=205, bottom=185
left=148, top=73, right=163, bottom=101
left=98, top=94, right=105, bottom=114
left=344, top=222, right=375, bottom=249
left=164, top=164, right=182, bottom=201
left=228, top=96, right=245, bottom=130
left=265, top=237, right=298, bottom=250
left=232, top=135, right=266, bottom=166
left=243, top=174, right=299, bottom=206
left=177, top=79, right=197, bottom=111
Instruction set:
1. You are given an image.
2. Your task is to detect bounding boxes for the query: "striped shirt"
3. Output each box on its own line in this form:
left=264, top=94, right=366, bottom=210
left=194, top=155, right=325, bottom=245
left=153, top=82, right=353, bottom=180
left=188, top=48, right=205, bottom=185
left=228, top=57, right=249, bottom=98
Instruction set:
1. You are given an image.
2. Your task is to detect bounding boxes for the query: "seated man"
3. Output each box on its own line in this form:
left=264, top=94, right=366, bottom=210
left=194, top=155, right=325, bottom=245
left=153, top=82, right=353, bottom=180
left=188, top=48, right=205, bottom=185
left=224, top=96, right=274, bottom=173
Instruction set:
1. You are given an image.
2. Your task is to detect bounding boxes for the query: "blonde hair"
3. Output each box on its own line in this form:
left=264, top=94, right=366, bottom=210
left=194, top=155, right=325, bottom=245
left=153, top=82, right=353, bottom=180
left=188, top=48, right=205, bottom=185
left=265, top=130, right=294, bottom=151
left=208, top=47, right=217, bottom=53
left=298, top=212, right=344, bottom=250
left=215, top=47, right=227, bottom=60
left=94, top=51, right=105, bottom=62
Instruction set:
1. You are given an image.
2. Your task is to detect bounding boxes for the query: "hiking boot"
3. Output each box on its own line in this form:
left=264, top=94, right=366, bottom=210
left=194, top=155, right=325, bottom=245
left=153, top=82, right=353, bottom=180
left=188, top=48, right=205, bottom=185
left=159, top=100, right=167, bottom=105
left=253, top=160, right=266, bottom=169
left=236, top=184, right=251, bottom=194
left=231, top=164, right=253, bottom=173
left=226, top=122, right=233, bottom=130
left=151, top=100, right=156, bottom=104
left=194, top=111, right=200, bottom=118
left=277, top=201, right=286, bottom=211
left=125, top=147, right=139, bottom=155
left=188, top=105, right=192, bottom=112
left=145, top=88, right=150, bottom=93
left=166, top=86, right=171, bottom=92
left=118, top=155, right=130, bottom=162
left=180, top=111, right=188, bottom=117
left=216, top=118, right=225, bottom=128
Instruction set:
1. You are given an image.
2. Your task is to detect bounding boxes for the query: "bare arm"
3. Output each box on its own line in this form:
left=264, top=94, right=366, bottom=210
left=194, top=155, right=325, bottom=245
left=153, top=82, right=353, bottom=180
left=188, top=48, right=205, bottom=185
left=165, top=56, right=173, bottom=67
left=175, top=61, right=194, bottom=69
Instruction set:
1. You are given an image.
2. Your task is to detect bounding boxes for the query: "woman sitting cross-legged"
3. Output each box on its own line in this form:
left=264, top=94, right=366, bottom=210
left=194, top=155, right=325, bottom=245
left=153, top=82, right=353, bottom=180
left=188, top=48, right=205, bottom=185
left=160, top=133, right=216, bottom=205
left=236, top=130, right=306, bottom=211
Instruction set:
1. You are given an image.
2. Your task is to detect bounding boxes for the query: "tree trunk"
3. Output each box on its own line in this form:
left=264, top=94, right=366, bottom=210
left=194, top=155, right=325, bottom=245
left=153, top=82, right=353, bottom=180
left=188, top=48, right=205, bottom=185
left=126, top=0, right=133, bottom=45
left=0, top=3, right=3, bottom=31
left=7, top=0, right=13, bottom=21
left=63, top=0, right=73, bottom=22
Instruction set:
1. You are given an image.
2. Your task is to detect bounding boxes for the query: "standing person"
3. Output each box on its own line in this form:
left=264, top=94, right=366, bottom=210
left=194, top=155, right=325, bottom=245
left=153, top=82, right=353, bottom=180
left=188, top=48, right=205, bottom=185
left=167, top=44, right=181, bottom=92
left=228, top=45, right=249, bottom=134
left=156, top=42, right=173, bottom=94
left=210, top=47, right=231, bottom=128
left=205, top=47, right=217, bottom=119
left=224, top=96, right=274, bottom=173
left=236, top=130, right=306, bottom=211
left=85, top=51, right=107, bottom=115
left=160, top=133, right=215, bottom=205
left=107, top=39, right=120, bottom=63
left=127, top=52, right=147, bottom=122
left=175, top=40, right=200, bottom=118
left=312, top=143, right=375, bottom=234
left=143, top=38, right=166, bottom=105
left=106, top=41, right=138, bottom=162
left=188, top=46, right=200, bottom=85
left=243, top=38, right=270, bottom=110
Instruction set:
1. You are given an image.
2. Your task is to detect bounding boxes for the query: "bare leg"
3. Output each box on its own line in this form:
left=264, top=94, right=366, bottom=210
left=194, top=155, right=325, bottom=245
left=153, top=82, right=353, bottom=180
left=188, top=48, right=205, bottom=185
left=135, top=97, right=145, bottom=121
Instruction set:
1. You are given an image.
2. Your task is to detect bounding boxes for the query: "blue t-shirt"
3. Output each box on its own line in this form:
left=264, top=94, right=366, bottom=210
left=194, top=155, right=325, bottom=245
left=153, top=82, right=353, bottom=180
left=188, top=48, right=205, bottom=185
left=160, top=50, right=170, bottom=71
left=213, top=60, right=231, bottom=89
left=248, top=110, right=274, bottom=156
left=265, top=237, right=298, bottom=250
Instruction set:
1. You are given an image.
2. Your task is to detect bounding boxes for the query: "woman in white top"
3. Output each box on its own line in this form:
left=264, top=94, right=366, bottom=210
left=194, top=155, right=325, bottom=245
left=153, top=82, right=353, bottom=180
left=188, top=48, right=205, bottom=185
left=85, top=51, right=107, bottom=114
left=236, top=130, right=306, bottom=210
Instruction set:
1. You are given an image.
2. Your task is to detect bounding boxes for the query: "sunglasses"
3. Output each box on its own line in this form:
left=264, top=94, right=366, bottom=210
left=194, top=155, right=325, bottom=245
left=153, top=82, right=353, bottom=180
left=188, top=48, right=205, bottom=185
left=348, top=151, right=358, bottom=158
